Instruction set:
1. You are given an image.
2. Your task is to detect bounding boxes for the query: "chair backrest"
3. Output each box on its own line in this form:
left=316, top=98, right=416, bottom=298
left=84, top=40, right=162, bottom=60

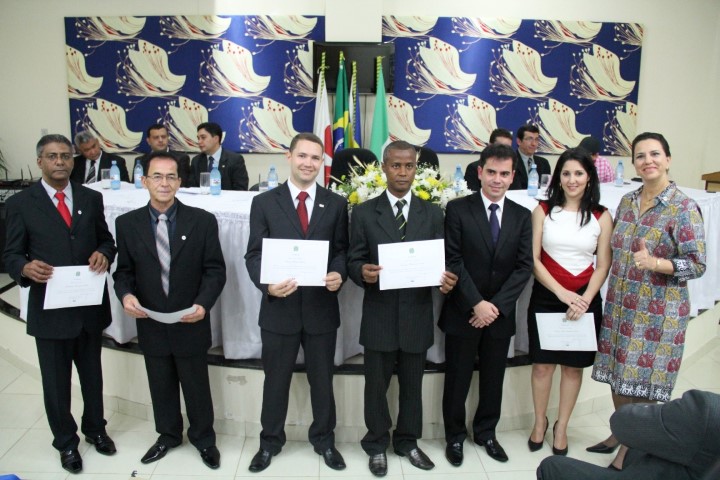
left=416, top=146, right=439, bottom=168
left=330, top=148, right=378, bottom=186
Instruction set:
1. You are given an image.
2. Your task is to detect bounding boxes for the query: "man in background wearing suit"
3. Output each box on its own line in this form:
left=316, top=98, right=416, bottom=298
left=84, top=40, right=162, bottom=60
left=537, top=389, right=720, bottom=479
left=347, top=140, right=457, bottom=477
left=187, top=122, right=248, bottom=190
left=245, top=133, right=348, bottom=473
left=70, top=131, right=129, bottom=184
left=3, top=134, right=117, bottom=474
left=464, top=128, right=514, bottom=192
left=134, top=124, right=191, bottom=186
left=440, top=143, right=533, bottom=466
left=113, top=152, right=226, bottom=469
left=510, top=124, right=551, bottom=190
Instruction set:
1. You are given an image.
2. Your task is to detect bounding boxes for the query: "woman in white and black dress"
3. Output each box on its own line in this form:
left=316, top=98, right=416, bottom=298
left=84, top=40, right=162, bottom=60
left=526, top=148, right=613, bottom=456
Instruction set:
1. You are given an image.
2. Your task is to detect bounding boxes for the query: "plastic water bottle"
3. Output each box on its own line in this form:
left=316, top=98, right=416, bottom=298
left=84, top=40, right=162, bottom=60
left=267, top=165, right=278, bottom=190
left=210, top=164, right=221, bottom=195
left=110, top=160, right=121, bottom=190
left=615, top=159, right=624, bottom=187
left=527, top=163, right=539, bottom=196
left=133, top=160, right=144, bottom=188
left=453, top=164, right=463, bottom=192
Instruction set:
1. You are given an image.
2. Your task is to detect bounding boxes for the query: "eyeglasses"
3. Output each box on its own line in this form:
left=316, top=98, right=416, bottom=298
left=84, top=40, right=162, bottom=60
left=146, top=174, right=179, bottom=183
left=42, top=153, right=73, bottom=161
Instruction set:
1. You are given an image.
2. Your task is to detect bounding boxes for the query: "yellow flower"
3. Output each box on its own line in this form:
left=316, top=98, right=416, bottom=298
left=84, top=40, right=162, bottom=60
left=427, top=177, right=439, bottom=187
left=348, top=191, right=359, bottom=204
left=418, top=190, right=431, bottom=201
left=374, top=174, right=383, bottom=184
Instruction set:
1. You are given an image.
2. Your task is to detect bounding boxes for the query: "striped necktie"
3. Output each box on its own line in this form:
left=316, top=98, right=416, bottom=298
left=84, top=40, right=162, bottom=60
left=156, top=214, right=171, bottom=296
left=395, top=199, right=407, bottom=241
left=85, top=160, right=96, bottom=183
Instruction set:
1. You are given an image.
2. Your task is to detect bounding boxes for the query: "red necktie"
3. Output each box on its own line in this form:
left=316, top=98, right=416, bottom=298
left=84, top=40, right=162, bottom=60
left=297, top=191, right=309, bottom=235
left=55, top=191, right=72, bottom=227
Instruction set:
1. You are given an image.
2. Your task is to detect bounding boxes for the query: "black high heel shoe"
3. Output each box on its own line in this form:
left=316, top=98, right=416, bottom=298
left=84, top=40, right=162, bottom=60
left=552, top=421, right=568, bottom=456
left=527, top=416, right=548, bottom=452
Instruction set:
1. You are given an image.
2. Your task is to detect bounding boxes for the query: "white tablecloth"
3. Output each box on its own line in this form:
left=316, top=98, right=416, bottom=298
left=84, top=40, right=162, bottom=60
left=20, top=182, right=720, bottom=364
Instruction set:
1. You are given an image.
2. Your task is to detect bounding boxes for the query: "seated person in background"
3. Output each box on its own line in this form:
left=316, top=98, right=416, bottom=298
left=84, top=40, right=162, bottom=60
left=536, top=389, right=720, bottom=480
left=71, top=131, right=129, bottom=184
left=464, top=128, right=514, bottom=191
left=187, top=122, right=249, bottom=190
left=134, top=123, right=191, bottom=186
left=510, top=124, right=551, bottom=190
left=578, top=136, right=614, bottom=183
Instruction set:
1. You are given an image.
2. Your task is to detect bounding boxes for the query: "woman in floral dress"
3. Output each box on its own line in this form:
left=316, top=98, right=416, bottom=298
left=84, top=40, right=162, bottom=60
left=588, top=132, right=706, bottom=469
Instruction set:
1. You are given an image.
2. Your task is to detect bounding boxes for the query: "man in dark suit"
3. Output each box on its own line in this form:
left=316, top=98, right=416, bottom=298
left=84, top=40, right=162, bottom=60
left=509, top=124, right=551, bottom=190
left=134, top=124, right=191, bottom=186
left=70, top=131, right=129, bottom=184
left=244, top=132, right=348, bottom=473
left=113, top=151, right=226, bottom=469
left=187, top=122, right=248, bottom=190
left=347, top=140, right=457, bottom=477
left=464, top=128, right=514, bottom=192
left=537, top=389, right=720, bottom=479
left=440, top=143, right=533, bottom=465
left=3, top=134, right=117, bottom=474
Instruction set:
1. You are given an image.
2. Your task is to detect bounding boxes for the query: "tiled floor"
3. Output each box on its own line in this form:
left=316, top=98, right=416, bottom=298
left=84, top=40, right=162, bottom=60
left=1, top=272, right=718, bottom=479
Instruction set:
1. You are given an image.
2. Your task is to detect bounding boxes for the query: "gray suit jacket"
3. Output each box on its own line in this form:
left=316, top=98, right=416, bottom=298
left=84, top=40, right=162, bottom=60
left=347, top=192, right=444, bottom=353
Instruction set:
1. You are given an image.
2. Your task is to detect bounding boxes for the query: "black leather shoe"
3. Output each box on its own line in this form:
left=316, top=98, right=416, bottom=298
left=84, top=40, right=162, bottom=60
left=368, top=452, right=387, bottom=477
left=552, top=421, right=568, bottom=456
left=60, top=449, right=82, bottom=474
left=248, top=448, right=273, bottom=472
left=445, top=442, right=463, bottom=466
left=528, top=416, right=548, bottom=452
left=85, top=433, right=117, bottom=455
left=395, top=447, right=434, bottom=470
left=315, top=446, right=346, bottom=470
left=200, top=445, right=220, bottom=469
left=141, top=442, right=171, bottom=464
left=586, top=441, right=619, bottom=454
left=480, top=438, right=508, bottom=462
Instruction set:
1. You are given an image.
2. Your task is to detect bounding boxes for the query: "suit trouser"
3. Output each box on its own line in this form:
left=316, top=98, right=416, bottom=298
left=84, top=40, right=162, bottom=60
left=144, top=353, right=215, bottom=450
left=361, top=348, right=426, bottom=455
left=443, top=331, right=511, bottom=443
left=260, top=328, right=337, bottom=454
left=35, top=330, right=107, bottom=451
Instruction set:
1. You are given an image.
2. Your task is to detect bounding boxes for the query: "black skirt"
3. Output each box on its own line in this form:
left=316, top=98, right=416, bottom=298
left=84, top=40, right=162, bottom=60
left=527, top=280, right=602, bottom=368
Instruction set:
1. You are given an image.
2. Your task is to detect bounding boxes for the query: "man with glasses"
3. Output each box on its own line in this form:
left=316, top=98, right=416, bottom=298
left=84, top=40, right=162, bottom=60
left=3, top=134, right=117, bottom=474
left=347, top=140, right=457, bottom=477
left=113, top=151, right=226, bottom=469
left=510, top=124, right=551, bottom=190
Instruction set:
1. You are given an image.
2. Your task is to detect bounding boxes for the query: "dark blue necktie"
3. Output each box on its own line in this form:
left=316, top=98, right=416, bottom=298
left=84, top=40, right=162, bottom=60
left=489, top=203, right=500, bottom=246
left=208, top=155, right=215, bottom=172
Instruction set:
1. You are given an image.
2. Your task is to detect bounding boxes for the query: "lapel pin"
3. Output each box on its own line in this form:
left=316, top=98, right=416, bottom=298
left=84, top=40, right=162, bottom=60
left=319, top=204, right=324, bottom=208
left=77, top=210, right=82, bottom=215
left=181, top=235, right=187, bottom=240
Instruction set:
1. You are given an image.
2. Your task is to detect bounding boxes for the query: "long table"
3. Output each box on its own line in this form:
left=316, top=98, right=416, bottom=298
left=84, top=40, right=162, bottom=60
left=20, top=182, right=720, bottom=364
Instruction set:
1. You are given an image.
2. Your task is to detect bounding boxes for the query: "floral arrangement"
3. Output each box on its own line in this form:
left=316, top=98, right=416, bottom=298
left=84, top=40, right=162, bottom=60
left=330, top=158, right=472, bottom=209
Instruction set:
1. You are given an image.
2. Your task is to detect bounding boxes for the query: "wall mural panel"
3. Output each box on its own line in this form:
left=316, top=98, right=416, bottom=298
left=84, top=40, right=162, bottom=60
left=65, top=15, right=641, bottom=156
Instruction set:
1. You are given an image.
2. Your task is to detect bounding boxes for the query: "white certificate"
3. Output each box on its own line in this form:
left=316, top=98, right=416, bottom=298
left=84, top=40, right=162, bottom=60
left=43, top=266, right=107, bottom=310
left=378, top=239, right=445, bottom=291
left=140, top=306, right=197, bottom=324
left=536, top=313, right=598, bottom=351
left=260, top=238, right=329, bottom=287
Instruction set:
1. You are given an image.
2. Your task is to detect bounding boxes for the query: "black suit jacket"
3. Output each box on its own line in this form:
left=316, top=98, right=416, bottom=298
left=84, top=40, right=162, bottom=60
left=464, top=159, right=481, bottom=192
left=188, top=150, right=249, bottom=190
left=439, top=192, right=533, bottom=339
left=347, top=192, right=444, bottom=353
left=245, top=182, right=348, bottom=335
left=71, top=152, right=130, bottom=183
left=510, top=150, right=551, bottom=190
left=135, top=150, right=191, bottom=186
left=3, top=181, right=116, bottom=339
left=113, top=200, right=226, bottom=357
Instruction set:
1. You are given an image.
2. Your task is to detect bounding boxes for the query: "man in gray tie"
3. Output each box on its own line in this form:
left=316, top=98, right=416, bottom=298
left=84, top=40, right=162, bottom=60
left=113, top=151, right=226, bottom=469
left=510, top=124, right=551, bottom=190
left=70, top=131, right=129, bottom=184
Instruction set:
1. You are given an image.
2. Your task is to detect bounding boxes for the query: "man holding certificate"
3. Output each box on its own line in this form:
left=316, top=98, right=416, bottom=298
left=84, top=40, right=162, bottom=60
left=347, top=140, right=457, bottom=477
left=113, top=152, right=226, bottom=469
left=440, top=143, right=533, bottom=465
left=3, top=134, right=117, bottom=474
left=244, top=133, right=349, bottom=473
